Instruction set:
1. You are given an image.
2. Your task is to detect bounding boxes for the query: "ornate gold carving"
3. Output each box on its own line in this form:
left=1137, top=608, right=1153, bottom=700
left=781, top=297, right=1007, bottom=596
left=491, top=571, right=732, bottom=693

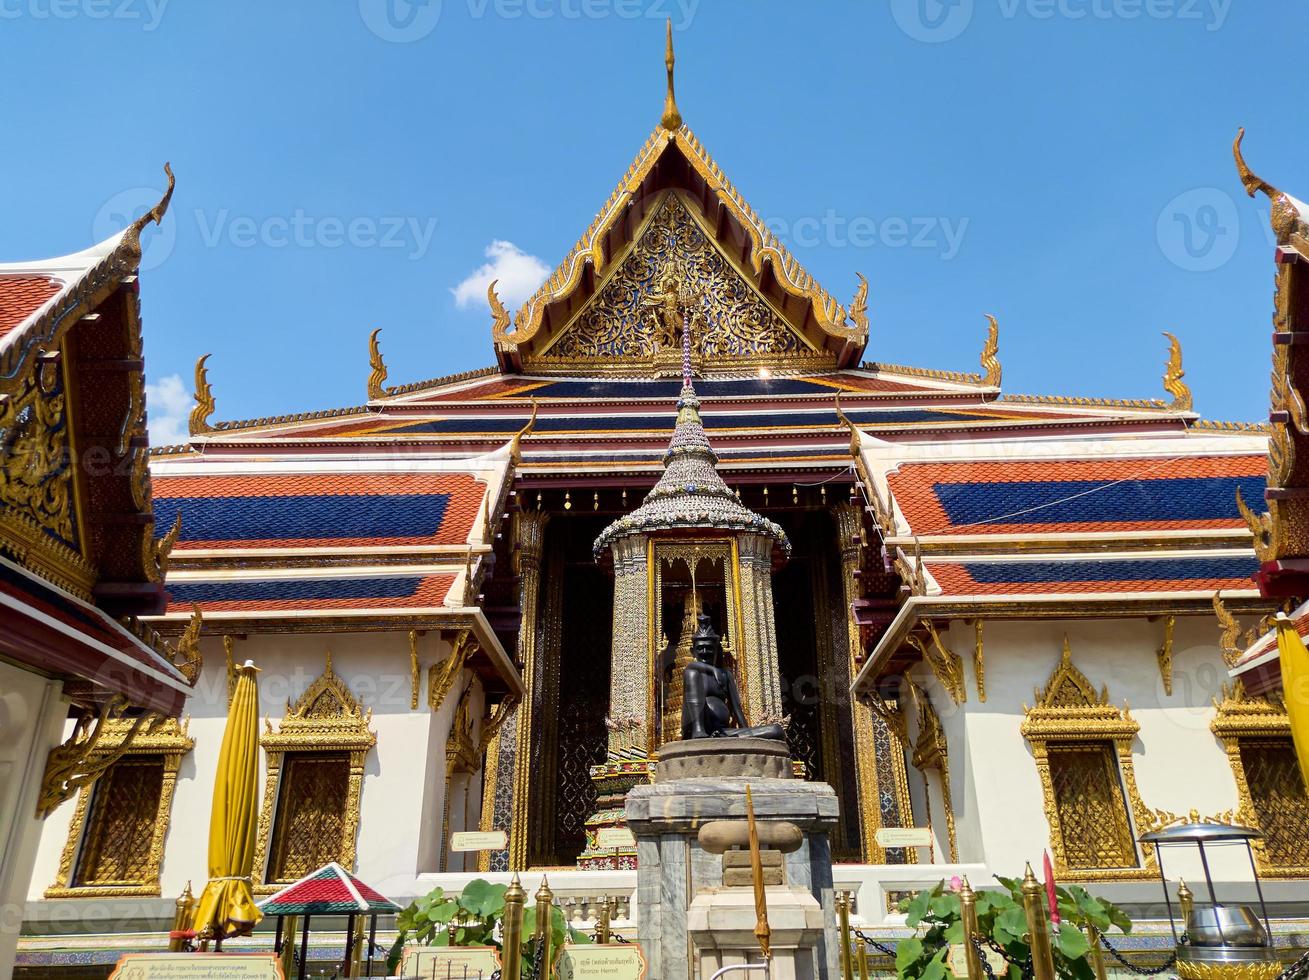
left=38, top=697, right=161, bottom=819
left=1157, top=615, right=1175, bottom=697
left=0, top=361, right=77, bottom=551
left=1213, top=593, right=1263, bottom=669
left=188, top=353, right=215, bottom=436
left=849, top=274, right=870, bottom=338
left=660, top=19, right=681, bottom=132
left=409, top=629, right=420, bottom=710
left=45, top=717, right=192, bottom=898
left=1236, top=486, right=1276, bottom=562
left=223, top=635, right=237, bottom=706
left=508, top=399, right=538, bottom=468
left=1271, top=344, right=1309, bottom=435
left=1022, top=639, right=1156, bottom=880
left=1234, top=128, right=1307, bottom=244
left=428, top=630, right=474, bottom=713
left=1211, top=682, right=1309, bottom=877
left=122, top=163, right=176, bottom=260
left=973, top=620, right=986, bottom=703
left=252, top=652, right=375, bottom=890
left=1162, top=332, right=1193, bottom=413
left=489, top=281, right=512, bottom=344
left=534, top=194, right=819, bottom=369
left=168, top=603, right=203, bottom=685
left=907, top=680, right=958, bottom=863
left=1269, top=421, right=1295, bottom=487
left=367, top=328, right=390, bottom=400
left=894, top=539, right=927, bottom=597
left=980, top=315, right=1001, bottom=388
left=908, top=622, right=966, bottom=705
left=154, top=510, right=182, bottom=581
left=479, top=695, right=519, bottom=756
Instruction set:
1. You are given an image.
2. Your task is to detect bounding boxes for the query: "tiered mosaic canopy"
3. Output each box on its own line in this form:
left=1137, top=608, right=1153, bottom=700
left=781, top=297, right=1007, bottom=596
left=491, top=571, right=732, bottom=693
left=593, top=381, right=790, bottom=558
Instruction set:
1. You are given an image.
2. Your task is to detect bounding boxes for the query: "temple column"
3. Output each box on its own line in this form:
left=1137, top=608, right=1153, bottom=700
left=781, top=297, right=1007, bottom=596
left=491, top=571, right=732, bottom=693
left=480, top=509, right=547, bottom=872
left=835, top=503, right=915, bottom=864
left=606, top=534, right=651, bottom=755
left=736, top=532, right=784, bottom=725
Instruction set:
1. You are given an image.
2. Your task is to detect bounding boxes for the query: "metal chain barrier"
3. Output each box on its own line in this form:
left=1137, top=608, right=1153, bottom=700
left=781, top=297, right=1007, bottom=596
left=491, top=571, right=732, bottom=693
left=853, top=928, right=897, bottom=958
left=974, top=935, right=1035, bottom=980
left=1273, top=948, right=1309, bottom=980
left=1097, top=933, right=1177, bottom=976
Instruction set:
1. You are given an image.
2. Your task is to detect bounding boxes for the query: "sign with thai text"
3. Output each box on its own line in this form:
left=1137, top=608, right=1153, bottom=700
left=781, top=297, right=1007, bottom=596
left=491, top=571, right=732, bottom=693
left=875, top=827, right=934, bottom=848
left=594, top=828, right=636, bottom=849
left=556, top=944, right=647, bottom=980
left=450, top=830, right=508, bottom=852
left=108, top=953, right=284, bottom=979
left=402, top=946, right=500, bottom=977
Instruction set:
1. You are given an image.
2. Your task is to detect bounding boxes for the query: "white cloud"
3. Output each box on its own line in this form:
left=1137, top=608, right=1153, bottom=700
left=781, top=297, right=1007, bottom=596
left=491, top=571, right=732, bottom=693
left=450, top=240, right=550, bottom=311
left=145, top=374, right=191, bottom=447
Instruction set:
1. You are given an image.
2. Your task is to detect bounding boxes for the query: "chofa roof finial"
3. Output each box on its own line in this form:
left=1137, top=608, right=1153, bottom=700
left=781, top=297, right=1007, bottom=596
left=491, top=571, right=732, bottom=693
left=661, top=19, right=682, bottom=132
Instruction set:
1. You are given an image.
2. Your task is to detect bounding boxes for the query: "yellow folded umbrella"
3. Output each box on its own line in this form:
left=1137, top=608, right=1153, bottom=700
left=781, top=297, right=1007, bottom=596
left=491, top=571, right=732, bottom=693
left=191, top=660, right=263, bottom=940
left=1275, top=616, right=1309, bottom=790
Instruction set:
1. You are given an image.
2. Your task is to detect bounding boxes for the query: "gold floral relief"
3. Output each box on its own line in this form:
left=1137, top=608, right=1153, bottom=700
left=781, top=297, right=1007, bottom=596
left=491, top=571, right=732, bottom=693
left=537, top=193, right=818, bottom=367
left=0, top=361, right=77, bottom=552
left=45, top=718, right=194, bottom=899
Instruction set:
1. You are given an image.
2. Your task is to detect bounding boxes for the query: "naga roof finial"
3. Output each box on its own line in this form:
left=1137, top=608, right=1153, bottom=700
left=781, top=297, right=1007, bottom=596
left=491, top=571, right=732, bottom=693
left=189, top=353, right=215, bottom=436
left=1233, top=128, right=1304, bottom=243
left=1162, top=331, right=1193, bottom=413
left=660, top=19, right=682, bottom=132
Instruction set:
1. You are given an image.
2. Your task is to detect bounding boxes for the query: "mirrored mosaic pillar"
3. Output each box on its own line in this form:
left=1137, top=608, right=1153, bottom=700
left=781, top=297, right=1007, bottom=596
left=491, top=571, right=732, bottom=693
left=737, top=532, right=784, bottom=725
left=606, top=533, right=651, bottom=756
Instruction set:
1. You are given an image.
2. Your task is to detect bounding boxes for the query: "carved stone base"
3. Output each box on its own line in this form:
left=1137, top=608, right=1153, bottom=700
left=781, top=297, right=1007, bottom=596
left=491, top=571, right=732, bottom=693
left=655, top=737, right=792, bottom=782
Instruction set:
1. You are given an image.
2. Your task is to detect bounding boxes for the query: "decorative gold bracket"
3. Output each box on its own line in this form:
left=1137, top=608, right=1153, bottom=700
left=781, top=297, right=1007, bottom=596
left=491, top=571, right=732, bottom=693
left=980, top=315, right=1001, bottom=388
left=367, top=328, right=391, bottom=400
left=429, top=630, right=474, bottom=713
left=153, top=511, right=182, bottom=581
left=169, top=604, right=203, bottom=685
left=1156, top=615, right=1175, bottom=696
left=973, top=620, right=987, bottom=703
left=908, top=621, right=966, bottom=705
left=188, top=353, right=215, bottom=436
left=1236, top=486, right=1276, bottom=562
left=478, top=694, right=520, bottom=755
left=1162, top=332, right=1193, bottom=412
left=38, top=696, right=160, bottom=818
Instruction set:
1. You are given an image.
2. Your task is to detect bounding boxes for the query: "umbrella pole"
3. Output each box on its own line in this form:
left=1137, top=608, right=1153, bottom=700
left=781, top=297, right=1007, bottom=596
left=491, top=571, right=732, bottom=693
left=299, top=915, right=310, bottom=980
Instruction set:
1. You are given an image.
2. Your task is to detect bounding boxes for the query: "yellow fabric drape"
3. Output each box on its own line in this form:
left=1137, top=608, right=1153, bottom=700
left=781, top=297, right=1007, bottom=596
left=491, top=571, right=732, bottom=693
left=191, top=662, right=263, bottom=939
left=1275, top=618, right=1309, bottom=790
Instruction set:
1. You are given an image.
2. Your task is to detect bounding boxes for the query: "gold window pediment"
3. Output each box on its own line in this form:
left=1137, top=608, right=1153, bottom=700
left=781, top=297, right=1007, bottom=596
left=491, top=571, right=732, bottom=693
left=253, top=653, right=376, bottom=892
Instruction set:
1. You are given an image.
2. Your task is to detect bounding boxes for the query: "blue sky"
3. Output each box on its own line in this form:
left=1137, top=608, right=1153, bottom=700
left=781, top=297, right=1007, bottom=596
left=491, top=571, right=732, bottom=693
left=0, top=0, right=1303, bottom=442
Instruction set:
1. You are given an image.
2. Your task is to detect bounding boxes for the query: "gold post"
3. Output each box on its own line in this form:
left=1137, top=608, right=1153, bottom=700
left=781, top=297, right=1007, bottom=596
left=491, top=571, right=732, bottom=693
left=597, top=897, right=613, bottom=945
left=502, top=874, right=527, bottom=980
left=837, top=890, right=854, bottom=980
left=279, top=915, right=298, bottom=978
left=169, top=881, right=195, bottom=952
left=535, top=875, right=554, bottom=976
left=349, top=915, right=365, bottom=978
left=745, top=785, right=772, bottom=961
left=1022, top=864, right=1056, bottom=980
left=856, top=933, right=871, bottom=980
left=958, top=877, right=983, bottom=980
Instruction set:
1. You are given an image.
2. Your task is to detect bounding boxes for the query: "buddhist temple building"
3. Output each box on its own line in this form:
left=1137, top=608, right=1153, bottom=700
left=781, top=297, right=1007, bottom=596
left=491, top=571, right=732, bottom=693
left=12, top=29, right=1309, bottom=969
left=0, top=168, right=200, bottom=977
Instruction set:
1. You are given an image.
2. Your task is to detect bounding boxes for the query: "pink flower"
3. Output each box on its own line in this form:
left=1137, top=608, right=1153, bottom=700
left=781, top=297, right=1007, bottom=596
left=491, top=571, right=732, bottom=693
left=949, top=876, right=963, bottom=893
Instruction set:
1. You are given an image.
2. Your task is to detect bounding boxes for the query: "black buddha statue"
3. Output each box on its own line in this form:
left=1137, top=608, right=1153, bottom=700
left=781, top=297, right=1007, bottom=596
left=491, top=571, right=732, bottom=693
left=680, top=613, right=785, bottom=741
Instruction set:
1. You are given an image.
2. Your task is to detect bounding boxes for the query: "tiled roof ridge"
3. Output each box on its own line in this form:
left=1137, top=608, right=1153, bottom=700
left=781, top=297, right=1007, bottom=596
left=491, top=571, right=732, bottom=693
left=861, top=360, right=986, bottom=386
left=1000, top=392, right=1172, bottom=410
left=378, top=364, right=499, bottom=398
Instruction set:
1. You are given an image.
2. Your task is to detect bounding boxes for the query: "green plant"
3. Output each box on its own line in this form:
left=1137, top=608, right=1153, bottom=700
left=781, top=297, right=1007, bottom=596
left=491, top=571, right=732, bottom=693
left=896, top=877, right=1132, bottom=980
left=386, top=879, right=591, bottom=974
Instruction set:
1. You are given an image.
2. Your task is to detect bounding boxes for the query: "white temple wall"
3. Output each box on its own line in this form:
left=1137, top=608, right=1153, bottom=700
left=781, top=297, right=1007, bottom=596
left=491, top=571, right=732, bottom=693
left=27, top=629, right=478, bottom=905
left=899, top=615, right=1295, bottom=904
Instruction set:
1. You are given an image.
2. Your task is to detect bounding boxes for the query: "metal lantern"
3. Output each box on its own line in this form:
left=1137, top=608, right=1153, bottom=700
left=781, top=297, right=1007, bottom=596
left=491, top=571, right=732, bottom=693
left=1139, top=822, right=1280, bottom=980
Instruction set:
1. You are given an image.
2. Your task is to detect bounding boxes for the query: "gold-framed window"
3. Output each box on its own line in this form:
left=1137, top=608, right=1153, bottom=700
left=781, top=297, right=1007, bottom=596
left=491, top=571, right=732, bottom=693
left=1021, top=640, right=1155, bottom=881
left=46, top=718, right=193, bottom=898
left=1211, top=684, right=1309, bottom=878
left=252, top=653, right=375, bottom=892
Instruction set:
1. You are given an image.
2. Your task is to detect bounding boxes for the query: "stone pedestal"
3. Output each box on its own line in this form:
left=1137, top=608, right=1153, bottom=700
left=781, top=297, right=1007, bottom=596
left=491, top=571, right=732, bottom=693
left=625, top=738, right=841, bottom=980
left=687, top=887, right=826, bottom=980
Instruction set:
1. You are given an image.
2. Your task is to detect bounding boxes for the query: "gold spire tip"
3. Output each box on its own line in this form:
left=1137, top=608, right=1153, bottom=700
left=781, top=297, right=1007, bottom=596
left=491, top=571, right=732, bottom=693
left=660, top=18, right=682, bottom=132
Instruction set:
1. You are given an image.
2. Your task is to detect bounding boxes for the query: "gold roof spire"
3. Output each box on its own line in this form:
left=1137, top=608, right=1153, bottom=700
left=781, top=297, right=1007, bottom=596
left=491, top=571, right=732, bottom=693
left=660, top=19, right=682, bottom=131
